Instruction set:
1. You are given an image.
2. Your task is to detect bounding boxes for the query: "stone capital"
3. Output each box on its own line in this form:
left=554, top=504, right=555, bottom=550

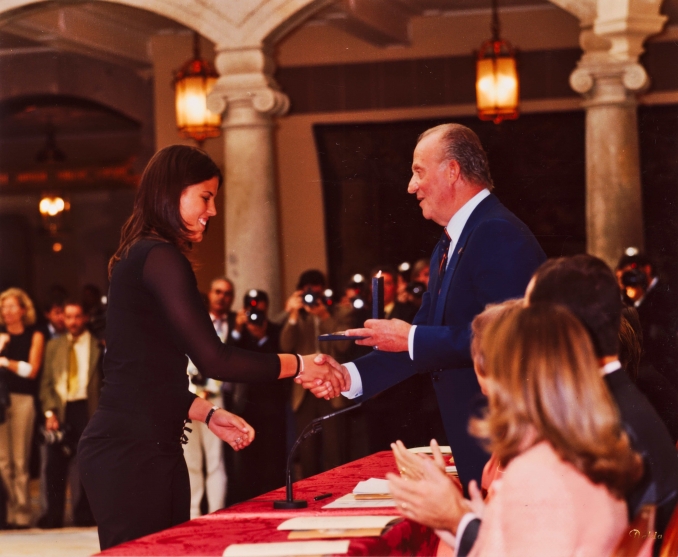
left=206, top=45, right=289, bottom=119
left=569, top=60, right=648, bottom=107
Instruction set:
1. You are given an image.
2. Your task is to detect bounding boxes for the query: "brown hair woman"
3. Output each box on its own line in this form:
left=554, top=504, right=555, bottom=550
left=79, top=145, right=343, bottom=550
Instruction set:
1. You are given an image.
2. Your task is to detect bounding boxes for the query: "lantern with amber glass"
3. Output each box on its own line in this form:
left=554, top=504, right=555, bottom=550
left=39, top=194, right=69, bottom=235
left=173, top=32, right=221, bottom=144
left=476, top=0, right=519, bottom=124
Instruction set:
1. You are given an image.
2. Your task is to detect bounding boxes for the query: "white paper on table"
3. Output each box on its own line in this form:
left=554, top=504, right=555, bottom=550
left=223, top=540, right=350, bottom=557
left=352, top=478, right=390, bottom=495
left=323, top=493, right=396, bottom=509
left=407, top=445, right=452, bottom=454
left=277, top=515, right=401, bottom=531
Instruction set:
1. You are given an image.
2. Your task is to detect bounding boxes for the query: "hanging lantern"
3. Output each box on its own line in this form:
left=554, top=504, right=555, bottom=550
left=39, top=194, right=69, bottom=235
left=173, top=32, right=221, bottom=144
left=476, top=0, right=519, bottom=124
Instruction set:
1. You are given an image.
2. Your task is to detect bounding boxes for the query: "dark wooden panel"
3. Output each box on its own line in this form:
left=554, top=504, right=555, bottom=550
left=638, top=104, right=678, bottom=283
left=279, top=48, right=581, bottom=115
left=642, top=41, right=678, bottom=93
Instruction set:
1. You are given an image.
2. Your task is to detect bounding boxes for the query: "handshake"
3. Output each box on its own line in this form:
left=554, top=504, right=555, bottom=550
left=294, top=354, right=350, bottom=400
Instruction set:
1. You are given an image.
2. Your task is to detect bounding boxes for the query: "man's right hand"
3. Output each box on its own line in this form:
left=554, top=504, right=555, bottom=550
left=295, top=354, right=350, bottom=399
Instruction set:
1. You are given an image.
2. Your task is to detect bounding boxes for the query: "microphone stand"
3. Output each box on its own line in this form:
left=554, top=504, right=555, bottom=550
left=274, top=402, right=363, bottom=509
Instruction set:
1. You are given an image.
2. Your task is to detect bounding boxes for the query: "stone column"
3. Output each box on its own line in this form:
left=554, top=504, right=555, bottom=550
left=560, top=0, right=666, bottom=269
left=208, top=46, right=289, bottom=313
left=570, top=60, right=647, bottom=267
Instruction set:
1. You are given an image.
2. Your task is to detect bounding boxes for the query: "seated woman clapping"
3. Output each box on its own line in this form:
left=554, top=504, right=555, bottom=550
left=388, top=303, right=643, bottom=557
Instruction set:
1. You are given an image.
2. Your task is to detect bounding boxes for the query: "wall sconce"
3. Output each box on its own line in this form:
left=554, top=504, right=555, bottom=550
left=476, top=0, right=519, bottom=123
left=39, top=194, right=69, bottom=235
left=173, top=32, right=221, bottom=145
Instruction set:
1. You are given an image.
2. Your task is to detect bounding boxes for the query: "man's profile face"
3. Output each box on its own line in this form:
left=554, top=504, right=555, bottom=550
left=64, top=304, right=88, bottom=337
left=208, top=279, right=234, bottom=316
left=407, top=132, right=454, bottom=226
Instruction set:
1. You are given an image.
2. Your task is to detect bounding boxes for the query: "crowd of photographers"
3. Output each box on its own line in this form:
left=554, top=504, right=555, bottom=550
left=0, top=248, right=676, bottom=528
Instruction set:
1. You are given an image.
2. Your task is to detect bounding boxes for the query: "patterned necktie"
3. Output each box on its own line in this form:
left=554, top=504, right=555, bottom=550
left=437, top=228, right=452, bottom=293
left=67, top=340, right=79, bottom=398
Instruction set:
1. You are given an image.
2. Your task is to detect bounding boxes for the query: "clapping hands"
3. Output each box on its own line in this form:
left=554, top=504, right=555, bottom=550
left=294, top=354, right=350, bottom=399
left=386, top=439, right=485, bottom=534
left=391, top=439, right=446, bottom=480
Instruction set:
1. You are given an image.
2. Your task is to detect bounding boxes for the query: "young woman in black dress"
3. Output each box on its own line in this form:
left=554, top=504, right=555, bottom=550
left=78, top=145, right=345, bottom=550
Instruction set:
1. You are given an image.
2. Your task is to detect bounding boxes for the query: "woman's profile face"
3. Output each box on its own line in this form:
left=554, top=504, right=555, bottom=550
left=179, top=176, right=219, bottom=243
left=1, top=296, right=25, bottom=327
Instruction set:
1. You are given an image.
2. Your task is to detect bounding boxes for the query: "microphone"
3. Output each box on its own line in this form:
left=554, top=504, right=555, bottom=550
left=273, top=402, right=363, bottom=509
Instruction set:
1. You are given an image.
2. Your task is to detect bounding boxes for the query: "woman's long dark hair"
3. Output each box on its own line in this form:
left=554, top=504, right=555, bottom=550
left=109, top=145, right=222, bottom=277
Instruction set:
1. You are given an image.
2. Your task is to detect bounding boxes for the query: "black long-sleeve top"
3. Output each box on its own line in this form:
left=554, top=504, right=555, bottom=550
left=96, top=239, right=280, bottom=442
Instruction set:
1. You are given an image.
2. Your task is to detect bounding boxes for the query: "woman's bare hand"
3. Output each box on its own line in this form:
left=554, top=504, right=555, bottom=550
left=207, top=409, right=255, bottom=451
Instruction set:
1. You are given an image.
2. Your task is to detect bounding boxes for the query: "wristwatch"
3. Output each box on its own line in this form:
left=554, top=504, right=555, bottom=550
left=44, top=410, right=54, bottom=419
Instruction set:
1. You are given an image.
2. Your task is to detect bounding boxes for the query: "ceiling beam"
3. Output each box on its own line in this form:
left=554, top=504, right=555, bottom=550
left=2, top=5, right=153, bottom=68
left=328, top=0, right=413, bottom=47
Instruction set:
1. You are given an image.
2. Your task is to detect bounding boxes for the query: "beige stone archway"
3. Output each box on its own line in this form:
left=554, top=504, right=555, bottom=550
left=0, top=0, right=334, bottom=312
left=0, top=0, right=668, bottom=298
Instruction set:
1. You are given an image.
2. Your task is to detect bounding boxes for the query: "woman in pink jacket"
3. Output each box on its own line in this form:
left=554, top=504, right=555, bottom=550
left=389, top=303, right=643, bottom=557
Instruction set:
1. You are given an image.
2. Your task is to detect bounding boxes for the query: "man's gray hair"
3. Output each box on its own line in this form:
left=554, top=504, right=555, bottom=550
left=418, top=124, right=494, bottom=191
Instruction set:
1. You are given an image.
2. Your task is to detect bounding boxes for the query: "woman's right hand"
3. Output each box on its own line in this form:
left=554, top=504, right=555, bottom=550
left=207, top=408, right=255, bottom=451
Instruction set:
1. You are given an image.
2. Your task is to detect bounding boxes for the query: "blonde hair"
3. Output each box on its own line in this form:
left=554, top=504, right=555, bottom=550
left=0, top=288, right=37, bottom=326
left=470, top=298, right=523, bottom=375
left=472, top=302, right=642, bottom=498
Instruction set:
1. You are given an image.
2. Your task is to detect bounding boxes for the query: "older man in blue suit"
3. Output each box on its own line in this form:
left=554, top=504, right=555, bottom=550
left=300, top=123, right=545, bottom=487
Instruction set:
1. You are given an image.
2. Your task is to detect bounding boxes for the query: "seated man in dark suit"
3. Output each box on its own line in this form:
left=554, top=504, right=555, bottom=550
left=527, top=255, right=678, bottom=541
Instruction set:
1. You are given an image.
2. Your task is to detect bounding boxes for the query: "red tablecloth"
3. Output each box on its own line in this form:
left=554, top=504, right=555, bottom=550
left=98, top=451, right=439, bottom=556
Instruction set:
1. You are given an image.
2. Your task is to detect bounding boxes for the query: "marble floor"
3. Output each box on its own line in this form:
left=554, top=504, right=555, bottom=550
left=0, top=527, right=100, bottom=557
left=0, top=478, right=101, bottom=557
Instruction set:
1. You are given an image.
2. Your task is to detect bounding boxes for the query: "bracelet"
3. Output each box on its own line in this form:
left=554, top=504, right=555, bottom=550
left=295, top=354, right=304, bottom=376
left=205, top=405, right=220, bottom=427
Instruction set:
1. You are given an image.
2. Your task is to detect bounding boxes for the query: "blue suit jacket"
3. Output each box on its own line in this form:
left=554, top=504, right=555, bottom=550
left=354, top=194, right=545, bottom=484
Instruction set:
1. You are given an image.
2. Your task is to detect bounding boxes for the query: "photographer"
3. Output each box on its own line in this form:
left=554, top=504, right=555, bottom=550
left=280, top=270, right=346, bottom=478
left=230, top=290, right=289, bottom=502
left=617, top=252, right=678, bottom=386
left=397, top=260, right=428, bottom=311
